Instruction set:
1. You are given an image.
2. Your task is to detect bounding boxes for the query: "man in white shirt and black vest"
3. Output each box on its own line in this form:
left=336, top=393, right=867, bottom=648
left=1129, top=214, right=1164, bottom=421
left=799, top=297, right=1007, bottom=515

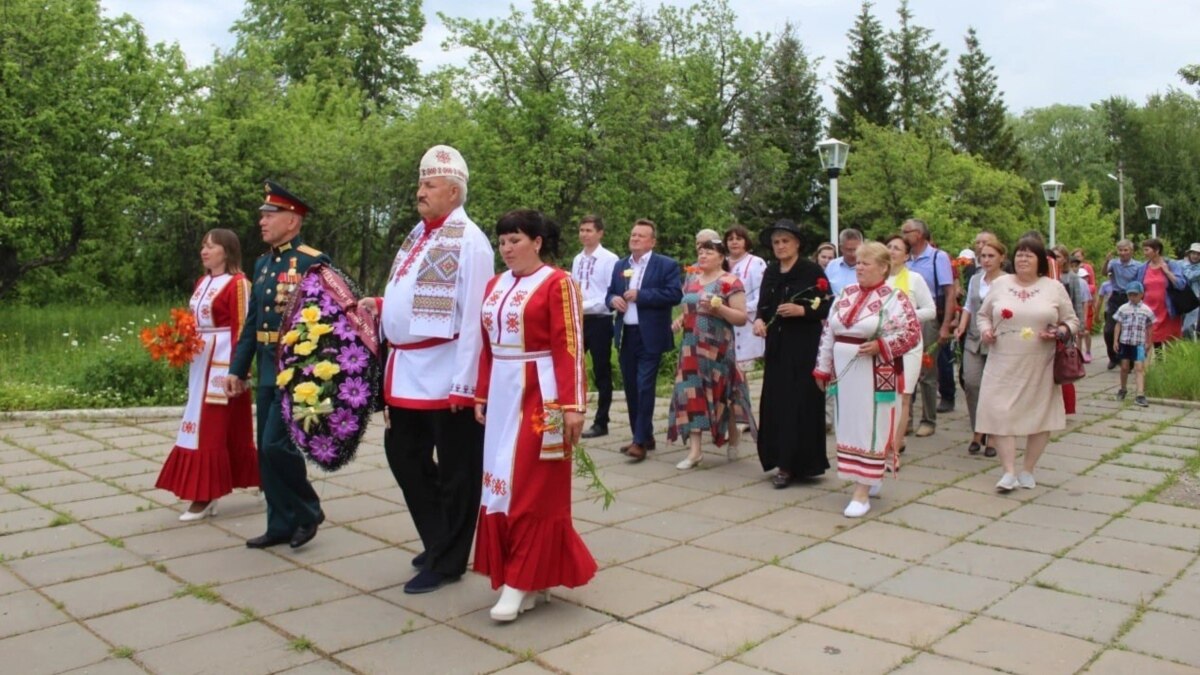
left=571, top=215, right=619, bottom=439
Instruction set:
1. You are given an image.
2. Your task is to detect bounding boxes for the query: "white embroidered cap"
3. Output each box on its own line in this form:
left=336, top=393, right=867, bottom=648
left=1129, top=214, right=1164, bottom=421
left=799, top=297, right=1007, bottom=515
left=419, top=145, right=469, bottom=183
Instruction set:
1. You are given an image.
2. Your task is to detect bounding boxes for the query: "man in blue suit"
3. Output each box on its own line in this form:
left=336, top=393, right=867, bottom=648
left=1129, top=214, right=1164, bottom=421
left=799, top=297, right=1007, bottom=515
left=606, top=219, right=683, bottom=462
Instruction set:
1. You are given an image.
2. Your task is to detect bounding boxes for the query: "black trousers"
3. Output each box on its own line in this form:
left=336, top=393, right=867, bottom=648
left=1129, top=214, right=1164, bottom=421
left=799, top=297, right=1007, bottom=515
left=1104, top=292, right=1128, bottom=364
left=583, top=315, right=614, bottom=426
left=255, top=386, right=321, bottom=537
left=384, top=407, right=483, bottom=577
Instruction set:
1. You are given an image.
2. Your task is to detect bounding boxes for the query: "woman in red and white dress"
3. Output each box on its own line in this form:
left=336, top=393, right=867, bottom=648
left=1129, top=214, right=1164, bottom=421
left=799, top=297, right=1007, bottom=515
left=156, top=229, right=259, bottom=521
left=473, top=210, right=596, bottom=622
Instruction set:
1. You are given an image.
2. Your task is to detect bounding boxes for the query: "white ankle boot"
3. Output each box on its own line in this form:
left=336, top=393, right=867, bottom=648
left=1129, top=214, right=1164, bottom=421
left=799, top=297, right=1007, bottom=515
left=489, top=585, right=549, bottom=622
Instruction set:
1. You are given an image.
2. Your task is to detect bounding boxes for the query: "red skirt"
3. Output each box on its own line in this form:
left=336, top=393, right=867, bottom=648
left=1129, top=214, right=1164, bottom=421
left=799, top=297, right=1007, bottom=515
left=473, top=443, right=596, bottom=591
left=156, top=396, right=259, bottom=501
left=1062, top=383, right=1076, bottom=415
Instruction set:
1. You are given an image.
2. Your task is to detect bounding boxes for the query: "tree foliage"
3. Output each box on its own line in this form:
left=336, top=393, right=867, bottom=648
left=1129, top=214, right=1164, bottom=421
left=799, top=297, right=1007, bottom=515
left=886, top=0, right=946, bottom=132
left=830, top=1, right=892, bottom=141
left=950, top=28, right=1018, bottom=172
left=5, top=0, right=1199, bottom=305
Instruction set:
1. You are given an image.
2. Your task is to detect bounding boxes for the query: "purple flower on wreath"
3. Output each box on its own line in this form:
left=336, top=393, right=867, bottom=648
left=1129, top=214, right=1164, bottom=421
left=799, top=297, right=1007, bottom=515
left=319, top=292, right=341, bottom=316
left=302, top=364, right=316, bottom=376
left=333, top=316, right=357, bottom=341
left=337, top=344, right=369, bottom=374
left=328, top=408, right=360, bottom=440
left=309, top=435, right=337, bottom=463
left=339, top=376, right=370, bottom=409
left=281, top=392, right=292, bottom=419
left=300, top=275, right=322, bottom=296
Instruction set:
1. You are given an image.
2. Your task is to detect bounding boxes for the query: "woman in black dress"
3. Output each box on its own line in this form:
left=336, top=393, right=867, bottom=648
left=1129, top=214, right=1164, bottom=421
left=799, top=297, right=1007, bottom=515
left=753, top=220, right=833, bottom=488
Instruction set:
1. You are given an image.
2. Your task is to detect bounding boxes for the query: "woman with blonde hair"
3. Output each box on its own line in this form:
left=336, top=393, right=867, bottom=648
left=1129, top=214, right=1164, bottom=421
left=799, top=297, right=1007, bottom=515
left=815, top=241, right=921, bottom=516
left=955, top=235, right=1007, bottom=457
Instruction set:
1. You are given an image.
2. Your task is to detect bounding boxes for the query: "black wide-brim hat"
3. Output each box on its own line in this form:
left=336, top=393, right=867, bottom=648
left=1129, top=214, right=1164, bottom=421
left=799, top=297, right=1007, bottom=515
left=759, top=219, right=809, bottom=249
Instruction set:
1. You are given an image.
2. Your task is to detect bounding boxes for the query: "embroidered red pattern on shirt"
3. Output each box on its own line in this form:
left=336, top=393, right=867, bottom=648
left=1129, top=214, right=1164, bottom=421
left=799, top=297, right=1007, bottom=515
left=505, top=311, right=520, bottom=333
left=509, top=290, right=529, bottom=307
left=1007, top=285, right=1042, bottom=302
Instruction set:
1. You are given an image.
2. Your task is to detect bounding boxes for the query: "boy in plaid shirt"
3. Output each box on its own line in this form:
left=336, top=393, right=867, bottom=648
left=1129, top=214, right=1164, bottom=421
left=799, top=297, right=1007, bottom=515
left=1113, top=281, right=1155, bottom=406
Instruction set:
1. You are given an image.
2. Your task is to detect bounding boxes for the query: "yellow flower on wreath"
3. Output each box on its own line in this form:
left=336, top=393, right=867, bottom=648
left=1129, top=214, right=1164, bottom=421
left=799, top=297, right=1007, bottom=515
left=293, top=381, right=321, bottom=406
left=276, top=367, right=295, bottom=387
left=308, top=323, right=333, bottom=338
left=294, top=340, right=318, bottom=356
left=300, top=306, right=322, bottom=324
left=312, top=360, right=341, bottom=381
left=281, top=329, right=301, bottom=346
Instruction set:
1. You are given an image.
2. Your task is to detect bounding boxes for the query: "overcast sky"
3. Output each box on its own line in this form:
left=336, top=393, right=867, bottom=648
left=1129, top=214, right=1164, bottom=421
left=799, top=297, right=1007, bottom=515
left=100, top=0, right=1199, bottom=115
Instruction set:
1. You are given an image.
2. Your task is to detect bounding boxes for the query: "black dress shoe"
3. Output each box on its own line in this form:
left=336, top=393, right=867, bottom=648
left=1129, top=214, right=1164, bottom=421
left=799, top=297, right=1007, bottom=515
left=937, top=399, right=955, bottom=413
left=290, top=510, right=326, bottom=549
left=581, top=424, right=608, bottom=439
left=412, top=551, right=427, bottom=568
left=246, top=532, right=291, bottom=549
left=403, top=569, right=460, bottom=594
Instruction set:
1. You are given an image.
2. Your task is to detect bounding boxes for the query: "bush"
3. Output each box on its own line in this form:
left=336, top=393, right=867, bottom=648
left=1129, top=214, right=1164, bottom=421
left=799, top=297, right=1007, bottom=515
left=1146, top=340, right=1200, bottom=401
left=71, top=346, right=188, bottom=407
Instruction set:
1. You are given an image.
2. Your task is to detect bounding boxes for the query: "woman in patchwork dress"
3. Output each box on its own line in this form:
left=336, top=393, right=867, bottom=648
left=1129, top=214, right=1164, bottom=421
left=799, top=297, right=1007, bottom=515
left=667, top=239, right=758, bottom=469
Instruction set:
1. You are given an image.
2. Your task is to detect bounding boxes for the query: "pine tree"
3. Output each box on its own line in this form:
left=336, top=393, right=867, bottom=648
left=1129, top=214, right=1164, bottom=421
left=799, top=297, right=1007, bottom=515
left=950, top=27, right=1018, bottom=171
left=738, top=22, right=825, bottom=224
left=886, top=0, right=947, bottom=131
left=830, top=1, right=892, bottom=141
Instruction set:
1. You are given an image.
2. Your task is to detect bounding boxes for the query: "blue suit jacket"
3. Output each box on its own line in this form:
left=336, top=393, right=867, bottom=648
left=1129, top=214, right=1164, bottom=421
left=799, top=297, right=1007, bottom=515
left=606, top=252, right=683, bottom=354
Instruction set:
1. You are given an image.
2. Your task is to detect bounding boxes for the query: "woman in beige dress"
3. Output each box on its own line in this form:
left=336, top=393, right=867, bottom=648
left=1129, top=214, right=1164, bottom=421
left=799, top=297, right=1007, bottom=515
left=976, top=235, right=1078, bottom=491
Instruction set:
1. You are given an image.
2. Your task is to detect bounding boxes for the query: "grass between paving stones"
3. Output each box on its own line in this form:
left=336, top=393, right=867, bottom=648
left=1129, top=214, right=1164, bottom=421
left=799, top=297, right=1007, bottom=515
left=110, top=646, right=135, bottom=659
left=174, top=583, right=221, bottom=603
left=233, top=608, right=259, bottom=626
left=288, top=636, right=314, bottom=652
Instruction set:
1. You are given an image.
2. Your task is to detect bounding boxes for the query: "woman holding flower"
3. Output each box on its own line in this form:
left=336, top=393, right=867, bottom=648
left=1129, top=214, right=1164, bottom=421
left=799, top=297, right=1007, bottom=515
left=473, top=210, right=596, bottom=623
left=156, top=229, right=259, bottom=521
left=884, top=234, right=937, bottom=455
left=814, top=242, right=921, bottom=517
left=752, top=219, right=832, bottom=488
left=955, top=235, right=1007, bottom=457
left=976, top=235, right=1078, bottom=491
left=667, top=239, right=757, bottom=469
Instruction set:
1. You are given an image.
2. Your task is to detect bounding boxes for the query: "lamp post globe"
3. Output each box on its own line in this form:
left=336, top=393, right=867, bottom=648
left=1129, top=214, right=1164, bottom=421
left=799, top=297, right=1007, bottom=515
left=1145, top=204, right=1161, bottom=239
left=1041, top=179, right=1064, bottom=248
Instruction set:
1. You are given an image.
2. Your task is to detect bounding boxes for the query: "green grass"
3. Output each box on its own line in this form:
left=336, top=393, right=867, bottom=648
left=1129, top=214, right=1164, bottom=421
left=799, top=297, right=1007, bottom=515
left=174, top=583, right=221, bottom=603
left=288, top=636, right=314, bottom=652
left=110, top=646, right=135, bottom=659
left=0, top=302, right=186, bottom=411
left=1145, top=340, right=1200, bottom=401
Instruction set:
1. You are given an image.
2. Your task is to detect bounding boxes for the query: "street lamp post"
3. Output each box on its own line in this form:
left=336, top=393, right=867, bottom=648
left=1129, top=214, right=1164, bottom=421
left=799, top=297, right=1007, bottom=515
left=1041, top=180, right=1064, bottom=249
left=1107, top=163, right=1125, bottom=241
left=817, top=138, right=850, bottom=246
left=1145, top=204, right=1161, bottom=239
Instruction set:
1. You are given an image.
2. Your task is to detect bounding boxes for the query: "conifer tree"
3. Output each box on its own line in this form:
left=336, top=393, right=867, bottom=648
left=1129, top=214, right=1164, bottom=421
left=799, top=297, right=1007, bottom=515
left=830, top=1, right=891, bottom=141
left=950, top=27, right=1018, bottom=170
left=887, top=0, right=947, bottom=131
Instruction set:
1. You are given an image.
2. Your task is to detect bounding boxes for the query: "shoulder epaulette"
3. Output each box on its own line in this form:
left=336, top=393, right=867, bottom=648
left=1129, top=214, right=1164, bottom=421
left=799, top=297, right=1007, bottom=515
left=297, top=244, right=322, bottom=257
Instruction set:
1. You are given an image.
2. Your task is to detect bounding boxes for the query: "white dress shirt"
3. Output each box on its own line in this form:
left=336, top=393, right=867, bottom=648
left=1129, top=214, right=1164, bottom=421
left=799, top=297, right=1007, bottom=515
left=571, top=244, right=619, bottom=316
left=622, top=252, right=652, bottom=325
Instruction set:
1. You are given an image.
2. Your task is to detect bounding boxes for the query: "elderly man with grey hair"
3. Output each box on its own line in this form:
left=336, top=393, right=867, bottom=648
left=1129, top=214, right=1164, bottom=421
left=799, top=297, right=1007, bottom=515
left=825, top=228, right=863, bottom=296
left=364, top=145, right=495, bottom=594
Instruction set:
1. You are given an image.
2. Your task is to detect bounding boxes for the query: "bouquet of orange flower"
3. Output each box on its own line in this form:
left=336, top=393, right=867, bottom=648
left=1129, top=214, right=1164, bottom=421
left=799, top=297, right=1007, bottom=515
left=140, top=308, right=204, bottom=368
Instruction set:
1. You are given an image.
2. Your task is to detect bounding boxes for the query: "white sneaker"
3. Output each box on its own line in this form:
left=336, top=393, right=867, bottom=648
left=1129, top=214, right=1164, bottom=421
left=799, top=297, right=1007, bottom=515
left=1017, top=472, right=1036, bottom=489
left=868, top=483, right=882, bottom=498
left=843, top=499, right=871, bottom=518
left=995, top=473, right=1018, bottom=492
left=489, top=585, right=549, bottom=622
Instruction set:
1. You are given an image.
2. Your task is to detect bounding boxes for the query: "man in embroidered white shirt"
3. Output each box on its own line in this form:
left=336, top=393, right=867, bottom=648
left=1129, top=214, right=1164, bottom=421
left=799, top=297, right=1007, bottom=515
left=572, top=215, right=619, bottom=439
left=364, top=145, right=494, bottom=594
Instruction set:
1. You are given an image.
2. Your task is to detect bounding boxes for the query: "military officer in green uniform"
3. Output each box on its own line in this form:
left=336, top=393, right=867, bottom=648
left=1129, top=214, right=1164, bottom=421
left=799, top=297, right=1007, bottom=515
left=227, top=180, right=330, bottom=549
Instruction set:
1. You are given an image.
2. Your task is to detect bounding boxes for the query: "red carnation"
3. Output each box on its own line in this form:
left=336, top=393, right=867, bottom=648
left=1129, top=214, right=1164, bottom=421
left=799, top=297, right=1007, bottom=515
left=816, top=278, right=830, bottom=292
left=1001, top=308, right=1014, bottom=320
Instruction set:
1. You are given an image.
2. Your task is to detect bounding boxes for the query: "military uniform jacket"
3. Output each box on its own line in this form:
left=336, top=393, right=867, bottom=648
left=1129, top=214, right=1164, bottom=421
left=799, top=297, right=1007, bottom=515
left=230, top=235, right=330, bottom=387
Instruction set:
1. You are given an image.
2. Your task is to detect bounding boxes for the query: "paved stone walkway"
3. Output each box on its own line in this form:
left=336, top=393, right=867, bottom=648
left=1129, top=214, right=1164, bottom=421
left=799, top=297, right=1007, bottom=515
left=1, top=360, right=1199, bottom=675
